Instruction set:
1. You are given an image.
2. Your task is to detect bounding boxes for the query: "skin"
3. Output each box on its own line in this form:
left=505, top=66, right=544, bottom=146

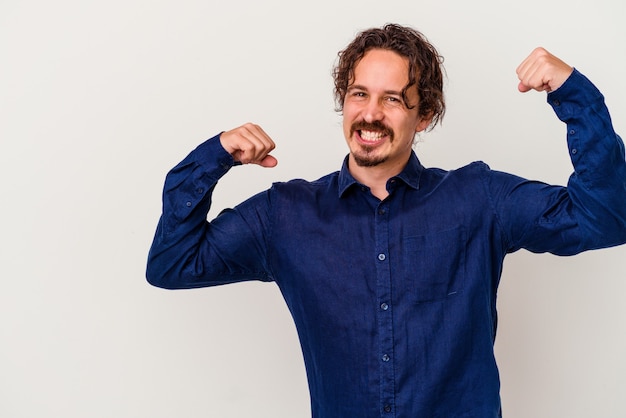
left=341, top=48, right=431, bottom=199
left=219, top=122, right=278, bottom=168
left=516, top=47, right=573, bottom=93
left=219, top=46, right=573, bottom=198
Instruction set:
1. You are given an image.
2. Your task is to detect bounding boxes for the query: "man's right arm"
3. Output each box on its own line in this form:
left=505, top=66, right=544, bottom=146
left=146, top=124, right=278, bottom=289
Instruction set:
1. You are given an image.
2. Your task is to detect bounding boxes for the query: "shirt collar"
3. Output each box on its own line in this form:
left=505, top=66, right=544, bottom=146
left=338, top=151, right=424, bottom=197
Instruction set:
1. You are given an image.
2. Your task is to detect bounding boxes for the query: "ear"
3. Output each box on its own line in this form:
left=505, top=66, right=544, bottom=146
left=415, top=114, right=433, bottom=133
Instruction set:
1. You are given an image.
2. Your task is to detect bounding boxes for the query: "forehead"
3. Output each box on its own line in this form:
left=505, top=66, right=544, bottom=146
left=351, top=48, right=410, bottom=88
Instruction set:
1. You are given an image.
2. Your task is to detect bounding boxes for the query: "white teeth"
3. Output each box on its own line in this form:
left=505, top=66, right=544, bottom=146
left=360, top=130, right=384, bottom=142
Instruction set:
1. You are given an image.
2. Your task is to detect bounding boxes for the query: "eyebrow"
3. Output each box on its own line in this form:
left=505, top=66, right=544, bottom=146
left=348, top=84, right=404, bottom=96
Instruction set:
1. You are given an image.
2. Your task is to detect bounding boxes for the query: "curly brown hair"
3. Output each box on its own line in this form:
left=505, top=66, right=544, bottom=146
left=333, top=23, right=445, bottom=131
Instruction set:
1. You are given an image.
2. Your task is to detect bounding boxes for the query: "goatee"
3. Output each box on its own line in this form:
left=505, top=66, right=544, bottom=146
left=353, top=147, right=388, bottom=167
left=350, top=120, right=394, bottom=167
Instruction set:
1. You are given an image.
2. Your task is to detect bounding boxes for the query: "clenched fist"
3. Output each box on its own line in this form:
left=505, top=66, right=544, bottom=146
left=516, top=47, right=574, bottom=93
left=220, top=123, right=278, bottom=168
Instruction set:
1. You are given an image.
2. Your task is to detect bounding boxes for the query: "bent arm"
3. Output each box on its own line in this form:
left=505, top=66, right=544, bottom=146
left=493, top=69, right=626, bottom=255
left=146, top=134, right=273, bottom=289
left=551, top=69, right=626, bottom=249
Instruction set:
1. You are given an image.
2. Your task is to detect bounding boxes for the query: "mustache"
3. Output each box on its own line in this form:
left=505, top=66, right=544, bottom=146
left=350, top=120, right=394, bottom=140
left=350, top=120, right=393, bottom=134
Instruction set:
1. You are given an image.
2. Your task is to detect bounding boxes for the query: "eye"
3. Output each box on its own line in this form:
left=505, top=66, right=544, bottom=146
left=384, top=96, right=403, bottom=106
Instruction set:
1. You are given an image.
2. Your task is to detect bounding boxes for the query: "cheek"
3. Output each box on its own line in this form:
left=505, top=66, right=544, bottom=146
left=401, top=114, right=422, bottom=133
left=342, top=115, right=351, bottom=132
left=342, top=118, right=353, bottom=141
left=342, top=106, right=358, bottom=131
left=342, top=103, right=358, bottom=119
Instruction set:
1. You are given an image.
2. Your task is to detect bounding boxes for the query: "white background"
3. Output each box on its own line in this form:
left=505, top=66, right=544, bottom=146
left=1, top=0, right=625, bottom=417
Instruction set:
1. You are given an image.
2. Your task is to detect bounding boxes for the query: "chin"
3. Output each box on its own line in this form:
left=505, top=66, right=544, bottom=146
left=352, top=150, right=388, bottom=167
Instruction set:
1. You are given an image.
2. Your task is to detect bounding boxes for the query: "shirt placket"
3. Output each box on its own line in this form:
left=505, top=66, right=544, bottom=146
left=375, top=199, right=395, bottom=416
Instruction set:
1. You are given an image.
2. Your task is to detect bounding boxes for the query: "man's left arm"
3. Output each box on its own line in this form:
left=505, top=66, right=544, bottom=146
left=516, top=48, right=626, bottom=250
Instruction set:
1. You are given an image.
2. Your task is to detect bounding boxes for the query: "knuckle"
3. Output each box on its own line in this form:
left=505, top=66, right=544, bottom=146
left=242, top=122, right=259, bottom=131
left=240, top=142, right=254, bottom=153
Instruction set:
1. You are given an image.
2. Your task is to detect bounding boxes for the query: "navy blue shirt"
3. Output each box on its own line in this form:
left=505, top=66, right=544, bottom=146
left=147, top=69, right=626, bottom=417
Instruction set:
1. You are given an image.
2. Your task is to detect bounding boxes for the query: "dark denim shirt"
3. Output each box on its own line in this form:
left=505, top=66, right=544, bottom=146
left=147, top=69, right=626, bottom=418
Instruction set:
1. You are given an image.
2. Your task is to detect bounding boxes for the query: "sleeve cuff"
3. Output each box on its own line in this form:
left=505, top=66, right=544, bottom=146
left=547, top=68, right=604, bottom=121
left=192, top=133, right=239, bottom=177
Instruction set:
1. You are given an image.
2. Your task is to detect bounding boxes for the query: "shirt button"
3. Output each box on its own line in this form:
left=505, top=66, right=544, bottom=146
left=569, top=129, right=576, bottom=135
left=382, top=354, right=390, bottom=362
left=553, top=99, right=561, bottom=106
left=186, top=201, right=192, bottom=207
left=380, top=302, right=389, bottom=311
left=378, top=253, right=386, bottom=261
left=571, top=148, right=578, bottom=155
left=384, top=405, right=392, bottom=413
left=378, top=208, right=386, bottom=215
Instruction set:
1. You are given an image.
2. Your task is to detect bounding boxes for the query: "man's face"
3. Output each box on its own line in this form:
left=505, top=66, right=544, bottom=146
left=342, top=48, right=430, bottom=170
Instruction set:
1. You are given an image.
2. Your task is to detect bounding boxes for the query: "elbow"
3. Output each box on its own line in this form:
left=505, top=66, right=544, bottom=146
left=145, top=260, right=172, bottom=289
left=145, top=230, right=192, bottom=289
left=145, top=253, right=184, bottom=290
left=145, top=250, right=206, bottom=290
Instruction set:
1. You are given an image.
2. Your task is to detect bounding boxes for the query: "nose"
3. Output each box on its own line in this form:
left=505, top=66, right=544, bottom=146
left=363, top=98, right=384, bottom=123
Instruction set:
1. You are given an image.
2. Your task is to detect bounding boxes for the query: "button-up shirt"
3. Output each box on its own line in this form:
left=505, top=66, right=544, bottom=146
left=147, top=69, right=626, bottom=417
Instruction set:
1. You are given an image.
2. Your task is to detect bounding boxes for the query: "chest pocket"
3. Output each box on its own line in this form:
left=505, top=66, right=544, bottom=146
left=400, top=226, right=466, bottom=303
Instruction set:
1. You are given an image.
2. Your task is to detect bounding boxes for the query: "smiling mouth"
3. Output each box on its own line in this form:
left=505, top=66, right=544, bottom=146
left=351, top=121, right=393, bottom=145
left=358, top=129, right=387, bottom=143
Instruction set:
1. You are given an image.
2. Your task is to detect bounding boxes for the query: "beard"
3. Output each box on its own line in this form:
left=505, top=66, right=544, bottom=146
left=352, top=145, right=388, bottom=167
left=350, top=120, right=394, bottom=167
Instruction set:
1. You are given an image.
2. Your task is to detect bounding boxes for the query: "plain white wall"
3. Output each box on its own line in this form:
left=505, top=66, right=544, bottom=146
left=1, top=0, right=625, bottom=417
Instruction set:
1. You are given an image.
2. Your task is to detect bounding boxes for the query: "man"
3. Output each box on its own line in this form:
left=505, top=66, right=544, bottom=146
left=147, top=24, right=626, bottom=417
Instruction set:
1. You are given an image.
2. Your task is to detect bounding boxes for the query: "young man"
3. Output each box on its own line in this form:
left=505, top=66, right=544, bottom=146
left=147, top=24, right=626, bottom=417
